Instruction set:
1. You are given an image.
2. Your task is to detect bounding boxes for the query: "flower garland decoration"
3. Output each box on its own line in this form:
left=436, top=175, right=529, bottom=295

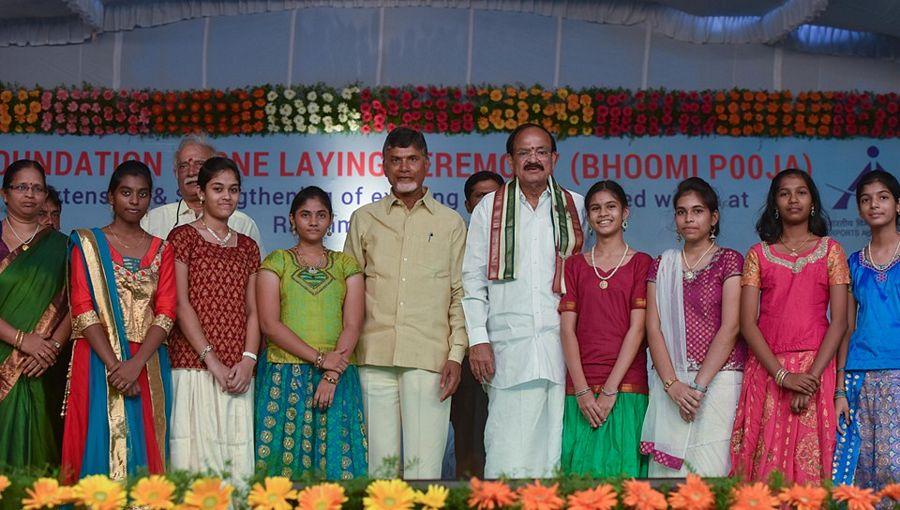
left=1, top=83, right=898, bottom=139
left=265, top=85, right=361, bottom=134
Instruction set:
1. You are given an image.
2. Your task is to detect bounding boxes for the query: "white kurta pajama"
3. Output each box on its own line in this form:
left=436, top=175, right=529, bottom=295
left=462, top=188, right=585, bottom=478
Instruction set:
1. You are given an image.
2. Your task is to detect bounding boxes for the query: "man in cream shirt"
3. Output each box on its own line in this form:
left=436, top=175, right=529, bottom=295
left=142, top=134, right=263, bottom=252
left=462, top=123, right=585, bottom=478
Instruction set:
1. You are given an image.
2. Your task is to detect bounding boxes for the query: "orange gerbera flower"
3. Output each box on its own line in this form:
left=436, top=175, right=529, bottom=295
left=832, top=485, right=880, bottom=510
left=296, top=483, right=347, bottom=510
left=667, top=474, right=715, bottom=510
left=247, top=477, right=297, bottom=510
left=622, top=480, right=667, bottom=510
left=182, top=478, right=233, bottom=510
left=879, top=483, right=900, bottom=501
left=731, top=483, right=779, bottom=510
left=0, top=476, right=9, bottom=500
left=566, top=484, right=617, bottom=510
left=517, top=481, right=563, bottom=510
left=468, top=478, right=518, bottom=510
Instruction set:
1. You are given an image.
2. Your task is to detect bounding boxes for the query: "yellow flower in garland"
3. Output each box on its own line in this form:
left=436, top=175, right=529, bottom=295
left=0, top=476, right=9, bottom=500
left=183, top=478, right=234, bottom=510
left=296, top=483, right=347, bottom=510
left=415, top=485, right=449, bottom=510
left=22, top=478, right=68, bottom=509
left=247, top=476, right=297, bottom=510
left=730, top=483, right=779, bottom=510
left=363, top=479, right=416, bottom=510
left=130, top=475, right=176, bottom=510
left=76, top=474, right=127, bottom=510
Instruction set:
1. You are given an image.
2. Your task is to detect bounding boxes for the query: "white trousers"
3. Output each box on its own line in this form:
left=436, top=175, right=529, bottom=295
left=358, top=366, right=450, bottom=480
left=169, top=369, right=255, bottom=485
left=484, top=379, right=564, bottom=479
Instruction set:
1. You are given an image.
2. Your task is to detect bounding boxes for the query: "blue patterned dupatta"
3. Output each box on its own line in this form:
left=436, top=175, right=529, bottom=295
left=67, top=228, right=172, bottom=480
left=832, top=371, right=865, bottom=484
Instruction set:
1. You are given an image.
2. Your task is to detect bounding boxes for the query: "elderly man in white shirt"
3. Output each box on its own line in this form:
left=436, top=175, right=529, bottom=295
left=141, top=134, right=263, bottom=252
left=462, top=123, right=585, bottom=478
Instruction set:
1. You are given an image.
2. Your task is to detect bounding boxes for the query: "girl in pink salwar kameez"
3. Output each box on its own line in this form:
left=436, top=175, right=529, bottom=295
left=730, top=169, right=850, bottom=484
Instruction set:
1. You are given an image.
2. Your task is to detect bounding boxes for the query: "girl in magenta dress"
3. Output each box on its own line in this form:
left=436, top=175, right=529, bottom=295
left=730, top=169, right=850, bottom=483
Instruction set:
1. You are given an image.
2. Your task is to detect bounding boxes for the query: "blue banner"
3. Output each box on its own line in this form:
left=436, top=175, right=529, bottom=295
left=1, top=134, right=896, bottom=257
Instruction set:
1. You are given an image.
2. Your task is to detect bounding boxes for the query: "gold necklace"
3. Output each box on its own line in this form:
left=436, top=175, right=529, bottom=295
left=681, top=242, right=717, bottom=281
left=107, top=227, right=147, bottom=250
left=591, top=243, right=629, bottom=290
left=200, top=218, right=232, bottom=246
left=780, top=233, right=812, bottom=256
left=293, top=246, right=327, bottom=274
left=866, top=238, right=900, bottom=270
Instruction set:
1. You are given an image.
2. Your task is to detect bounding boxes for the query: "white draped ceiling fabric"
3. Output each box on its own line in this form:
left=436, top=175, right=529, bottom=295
left=1, top=0, right=898, bottom=59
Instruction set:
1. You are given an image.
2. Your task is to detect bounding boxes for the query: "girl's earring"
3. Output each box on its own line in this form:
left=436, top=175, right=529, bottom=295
left=774, top=210, right=780, bottom=220
left=676, top=231, right=683, bottom=243
left=622, top=220, right=628, bottom=231
left=811, top=206, right=816, bottom=217
left=709, top=230, right=717, bottom=241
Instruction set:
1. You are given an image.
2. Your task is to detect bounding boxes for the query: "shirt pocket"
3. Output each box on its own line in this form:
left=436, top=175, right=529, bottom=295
left=409, top=230, right=451, bottom=279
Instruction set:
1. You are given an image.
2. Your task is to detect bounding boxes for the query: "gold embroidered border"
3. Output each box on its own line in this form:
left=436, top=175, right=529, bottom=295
left=72, top=310, right=101, bottom=336
left=144, top=351, right=167, bottom=465
left=762, top=237, right=829, bottom=274
left=0, top=293, right=67, bottom=403
left=151, top=315, right=174, bottom=335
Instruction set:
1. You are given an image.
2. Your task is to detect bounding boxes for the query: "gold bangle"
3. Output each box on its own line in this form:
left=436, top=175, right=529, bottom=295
left=663, top=378, right=678, bottom=391
left=14, top=330, right=24, bottom=350
left=323, top=374, right=338, bottom=385
left=314, top=351, right=325, bottom=370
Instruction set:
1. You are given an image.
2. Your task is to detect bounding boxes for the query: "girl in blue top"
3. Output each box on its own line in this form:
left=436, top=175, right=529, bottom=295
left=833, top=170, right=900, bottom=488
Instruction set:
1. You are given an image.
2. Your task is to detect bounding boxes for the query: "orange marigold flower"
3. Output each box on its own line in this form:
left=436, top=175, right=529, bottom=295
left=489, top=90, right=502, bottom=102
left=468, top=478, right=517, bottom=510
left=518, top=90, right=529, bottom=100
left=566, top=484, right=617, bottom=510
left=731, top=483, right=779, bottom=510
left=517, top=481, right=563, bottom=510
left=622, top=480, right=667, bottom=510
left=556, top=88, right=569, bottom=99
left=714, top=92, right=726, bottom=102
left=879, top=483, right=900, bottom=501
left=668, top=474, right=715, bottom=510
left=778, top=484, right=827, bottom=510
left=832, top=485, right=880, bottom=510
left=17, top=89, right=28, bottom=101
left=477, top=118, right=490, bottom=130
left=0, top=90, right=12, bottom=102
left=504, top=119, right=517, bottom=130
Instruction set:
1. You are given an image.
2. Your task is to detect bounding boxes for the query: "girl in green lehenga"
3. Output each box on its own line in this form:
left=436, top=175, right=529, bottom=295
left=0, top=159, right=70, bottom=472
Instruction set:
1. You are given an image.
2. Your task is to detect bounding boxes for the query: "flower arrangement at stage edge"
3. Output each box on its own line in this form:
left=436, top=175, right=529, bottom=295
left=131, top=475, right=177, bottom=510
left=363, top=479, right=418, bottom=510
left=182, top=477, right=234, bottom=510
left=777, top=484, right=828, bottom=510
left=296, top=482, right=348, bottom=510
left=831, top=484, right=881, bottom=510
left=266, top=85, right=361, bottom=134
left=247, top=476, right=298, bottom=510
left=415, top=484, right=450, bottom=510
left=879, top=483, right=900, bottom=501
left=0, top=87, right=42, bottom=133
left=150, top=87, right=266, bottom=136
left=729, top=482, right=779, bottom=510
left=621, top=479, right=667, bottom=510
left=0, top=475, right=9, bottom=500
left=359, top=86, right=475, bottom=135
left=667, top=474, right=715, bottom=510
left=21, top=477, right=75, bottom=510
left=476, top=86, right=593, bottom=138
left=565, top=484, right=618, bottom=510
left=467, top=477, right=518, bottom=510
left=75, top=474, right=128, bottom=510
left=43, top=86, right=152, bottom=136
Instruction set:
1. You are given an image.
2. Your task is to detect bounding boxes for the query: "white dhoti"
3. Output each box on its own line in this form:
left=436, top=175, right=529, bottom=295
left=646, top=370, right=743, bottom=477
left=358, top=365, right=450, bottom=480
left=169, top=369, right=255, bottom=484
left=484, top=379, right=564, bottom=479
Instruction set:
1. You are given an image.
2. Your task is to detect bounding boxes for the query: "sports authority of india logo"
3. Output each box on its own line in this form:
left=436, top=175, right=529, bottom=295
left=830, top=145, right=888, bottom=210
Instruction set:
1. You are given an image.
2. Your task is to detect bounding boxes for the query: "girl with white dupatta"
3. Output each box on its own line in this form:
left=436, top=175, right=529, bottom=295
left=640, top=177, right=745, bottom=476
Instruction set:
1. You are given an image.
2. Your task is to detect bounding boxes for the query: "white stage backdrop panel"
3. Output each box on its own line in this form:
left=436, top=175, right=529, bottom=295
left=0, top=134, right=896, bottom=257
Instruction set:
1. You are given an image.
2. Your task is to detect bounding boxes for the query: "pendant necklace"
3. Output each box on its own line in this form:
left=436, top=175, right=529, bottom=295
left=293, top=246, right=327, bottom=274
left=681, top=242, right=717, bottom=281
left=780, top=233, right=811, bottom=256
left=591, top=243, right=629, bottom=290
left=5, top=218, right=39, bottom=251
left=866, top=238, right=900, bottom=283
left=200, top=218, right=232, bottom=247
left=108, top=227, right=148, bottom=250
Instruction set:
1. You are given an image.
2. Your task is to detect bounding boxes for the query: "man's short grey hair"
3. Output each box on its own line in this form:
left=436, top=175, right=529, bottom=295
left=174, top=134, right=216, bottom=168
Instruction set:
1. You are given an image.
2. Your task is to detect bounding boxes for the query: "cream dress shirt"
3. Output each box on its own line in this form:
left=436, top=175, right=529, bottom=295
left=141, top=200, right=264, bottom=255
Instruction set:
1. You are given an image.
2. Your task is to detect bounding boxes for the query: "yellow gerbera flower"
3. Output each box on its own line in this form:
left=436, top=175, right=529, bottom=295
left=0, top=475, right=10, bottom=500
left=183, top=478, right=234, bottom=510
left=296, top=482, right=347, bottom=510
left=415, top=485, right=449, bottom=510
left=22, top=478, right=66, bottom=510
left=130, top=475, right=176, bottom=509
left=247, top=476, right=297, bottom=510
left=363, top=479, right=416, bottom=510
left=76, top=474, right=127, bottom=510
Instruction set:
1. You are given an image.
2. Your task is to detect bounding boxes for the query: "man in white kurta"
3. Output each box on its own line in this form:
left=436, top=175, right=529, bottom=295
left=462, top=124, right=585, bottom=478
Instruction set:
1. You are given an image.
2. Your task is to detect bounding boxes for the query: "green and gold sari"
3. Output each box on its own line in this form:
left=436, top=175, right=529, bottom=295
left=0, top=226, right=69, bottom=469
